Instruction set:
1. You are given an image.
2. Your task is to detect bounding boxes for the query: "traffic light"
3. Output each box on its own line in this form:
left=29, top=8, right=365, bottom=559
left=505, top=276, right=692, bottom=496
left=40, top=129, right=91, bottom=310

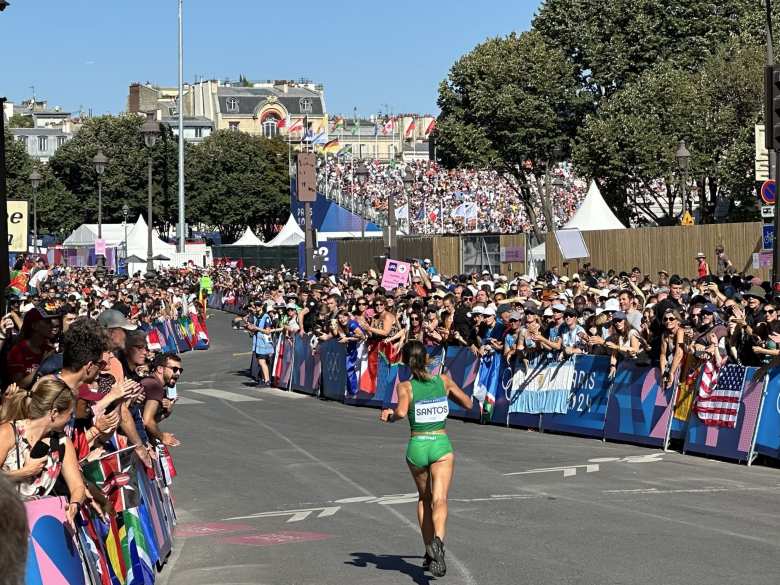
left=765, top=65, right=780, bottom=150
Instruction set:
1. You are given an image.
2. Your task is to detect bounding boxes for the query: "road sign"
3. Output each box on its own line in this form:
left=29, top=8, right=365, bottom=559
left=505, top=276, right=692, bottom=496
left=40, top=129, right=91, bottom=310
left=762, top=205, right=775, bottom=218
left=761, top=179, right=777, bottom=205
left=296, top=152, right=316, bottom=202
left=756, top=124, right=770, bottom=181
left=764, top=224, right=775, bottom=251
left=680, top=211, right=694, bottom=226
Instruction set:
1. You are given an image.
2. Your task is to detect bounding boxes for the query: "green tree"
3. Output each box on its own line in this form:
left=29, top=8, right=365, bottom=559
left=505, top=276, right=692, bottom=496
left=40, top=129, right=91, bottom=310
left=436, top=31, right=589, bottom=239
left=533, top=0, right=758, bottom=97
left=31, top=163, right=82, bottom=237
left=573, top=42, right=764, bottom=225
left=3, top=129, right=34, bottom=200
left=8, top=114, right=32, bottom=128
left=186, top=131, right=289, bottom=242
left=49, top=114, right=181, bottom=233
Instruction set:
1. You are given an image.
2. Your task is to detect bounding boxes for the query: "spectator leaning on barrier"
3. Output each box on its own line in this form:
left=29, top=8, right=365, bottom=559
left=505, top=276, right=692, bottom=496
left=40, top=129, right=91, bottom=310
left=141, top=352, right=182, bottom=448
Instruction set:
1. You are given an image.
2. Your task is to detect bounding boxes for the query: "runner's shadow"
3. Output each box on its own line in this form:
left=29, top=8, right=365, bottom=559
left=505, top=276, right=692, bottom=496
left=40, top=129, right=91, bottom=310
left=346, top=552, right=432, bottom=585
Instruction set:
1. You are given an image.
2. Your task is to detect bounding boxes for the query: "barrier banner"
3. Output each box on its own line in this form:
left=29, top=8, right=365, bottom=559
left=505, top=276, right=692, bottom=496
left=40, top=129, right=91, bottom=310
left=166, top=319, right=191, bottom=353
left=752, top=368, right=780, bottom=459
left=272, top=336, right=295, bottom=389
left=191, top=314, right=210, bottom=350
left=291, top=334, right=321, bottom=395
left=603, top=363, right=676, bottom=447
left=509, top=358, right=573, bottom=415
left=24, top=496, right=87, bottom=585
left=683, top=366, right=765, bottom=462
left=544, top=355, right=612, bottom=438
left=442, top=346, right=481, bottom=420
left=320, top=339, right=348, bottom=401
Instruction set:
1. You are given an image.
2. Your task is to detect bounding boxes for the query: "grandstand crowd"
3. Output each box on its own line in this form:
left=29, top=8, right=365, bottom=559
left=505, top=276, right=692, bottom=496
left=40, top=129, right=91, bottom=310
left=317, top=159, right=588, bottom=234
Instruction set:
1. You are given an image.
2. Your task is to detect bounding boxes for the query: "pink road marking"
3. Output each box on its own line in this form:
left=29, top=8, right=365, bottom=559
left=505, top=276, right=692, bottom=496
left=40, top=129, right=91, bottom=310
left=176, top=522, right=256, bottom=538
left=220, top=531, right=333, bottom=547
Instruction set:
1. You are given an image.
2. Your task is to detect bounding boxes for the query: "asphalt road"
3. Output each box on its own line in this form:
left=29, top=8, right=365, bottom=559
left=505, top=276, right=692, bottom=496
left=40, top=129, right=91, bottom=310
left=159, top=311, right=780, bottom=585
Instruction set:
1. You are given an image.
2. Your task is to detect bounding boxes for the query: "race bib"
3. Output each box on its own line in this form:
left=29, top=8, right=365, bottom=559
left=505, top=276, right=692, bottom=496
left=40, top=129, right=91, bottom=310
left=414, top=396, right=449, bottom=424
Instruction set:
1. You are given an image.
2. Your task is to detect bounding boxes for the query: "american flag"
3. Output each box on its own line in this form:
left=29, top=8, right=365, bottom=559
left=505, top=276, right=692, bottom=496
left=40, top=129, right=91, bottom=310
left=693, top=362, right=745, bottom=428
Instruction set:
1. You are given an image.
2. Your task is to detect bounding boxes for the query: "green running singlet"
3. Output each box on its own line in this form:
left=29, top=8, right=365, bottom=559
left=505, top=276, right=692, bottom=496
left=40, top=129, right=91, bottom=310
left=405, top=375, right=454, bottom=468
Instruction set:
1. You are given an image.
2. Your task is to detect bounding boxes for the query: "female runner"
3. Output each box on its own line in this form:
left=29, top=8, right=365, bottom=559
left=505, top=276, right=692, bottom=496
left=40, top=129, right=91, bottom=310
left=380, top=340, right=473, bottom=577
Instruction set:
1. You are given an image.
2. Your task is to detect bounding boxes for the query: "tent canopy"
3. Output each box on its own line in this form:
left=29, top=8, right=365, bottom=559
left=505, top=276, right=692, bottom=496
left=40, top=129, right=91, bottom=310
left=229, top=227, right=264, bottom=246
left=62, top=222, right=128, bottom=247
left=264, top=215, right=305, bottom=247
left=563, top=181, right=626, bottom=231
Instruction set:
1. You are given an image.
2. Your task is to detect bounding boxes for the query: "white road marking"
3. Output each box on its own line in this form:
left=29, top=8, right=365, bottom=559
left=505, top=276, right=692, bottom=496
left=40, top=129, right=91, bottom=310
left=186, top=388, right=263, bottom=402
left=505, top=463, right=600, bottom=478
left=173, top=396, right=205, bottom=405
left=224, top=506, right=341, bottom=523
left=176, top=380, right=215, bottom=386
left=254, top=387, right=306, bottom=399
left=604, top=486, right=780, bottom=496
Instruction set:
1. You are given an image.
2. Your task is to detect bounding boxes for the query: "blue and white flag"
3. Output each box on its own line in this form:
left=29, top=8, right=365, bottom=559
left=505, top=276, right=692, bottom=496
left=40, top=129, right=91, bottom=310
left=508, top=359, right=574, bottom=414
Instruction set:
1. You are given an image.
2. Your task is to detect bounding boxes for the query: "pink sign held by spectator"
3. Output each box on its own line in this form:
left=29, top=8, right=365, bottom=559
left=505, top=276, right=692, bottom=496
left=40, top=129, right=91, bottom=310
left=381, top=259, right=411, bottom=290
left=95, top=238, right=106, bottom=257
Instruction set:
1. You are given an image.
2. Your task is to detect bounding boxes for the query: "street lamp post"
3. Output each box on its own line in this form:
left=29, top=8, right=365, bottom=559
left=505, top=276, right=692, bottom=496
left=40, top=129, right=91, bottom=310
left=29, top=170, right=41, bottom=256
left=141, top=112, right=160, bottom=277
left=93, top=150, right=108, bottom=267
left=676, top=140, right=691, bottom=215
left=122, top=203, right=129, bottom=274
left=355, top=161, right=369, bottom=239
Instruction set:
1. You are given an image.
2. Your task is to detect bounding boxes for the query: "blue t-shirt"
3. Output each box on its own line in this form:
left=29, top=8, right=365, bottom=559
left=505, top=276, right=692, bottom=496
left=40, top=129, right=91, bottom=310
left=253, top=314, right=275, bottom=355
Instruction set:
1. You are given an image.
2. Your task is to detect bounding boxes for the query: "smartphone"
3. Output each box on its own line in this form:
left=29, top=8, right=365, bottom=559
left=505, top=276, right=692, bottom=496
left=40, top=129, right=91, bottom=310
left=167, top=385, right=178, bottom=400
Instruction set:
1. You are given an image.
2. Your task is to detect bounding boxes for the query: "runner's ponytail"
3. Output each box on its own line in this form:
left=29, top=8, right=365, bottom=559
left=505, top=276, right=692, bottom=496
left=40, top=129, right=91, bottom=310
left=403, top=340, right=431, bottom=381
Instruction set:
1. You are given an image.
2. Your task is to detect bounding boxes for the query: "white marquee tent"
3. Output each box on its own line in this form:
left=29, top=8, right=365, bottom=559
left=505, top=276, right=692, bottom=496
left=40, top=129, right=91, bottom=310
left=229, top=227, right=264, bottom=246
left=264, top=215, right=305, bottom=247
left=529, top=181, right=626, bottom=264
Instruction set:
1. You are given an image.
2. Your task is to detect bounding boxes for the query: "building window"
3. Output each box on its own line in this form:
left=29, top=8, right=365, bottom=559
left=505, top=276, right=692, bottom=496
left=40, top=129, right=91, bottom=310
left=17, top=135, right=28, bottom=148
left=262, top=113, right=280, bottom=138
left=299, top=98, right=312, bottom=114
left=194, top=127, right=203, bottom=138
left=228, top=121, right=240, bottom=131
left=38, top=136, right=48, bottom=151
left=57, top=136, right=67, bottom=147
left=226, top=97, right=239, bottom=113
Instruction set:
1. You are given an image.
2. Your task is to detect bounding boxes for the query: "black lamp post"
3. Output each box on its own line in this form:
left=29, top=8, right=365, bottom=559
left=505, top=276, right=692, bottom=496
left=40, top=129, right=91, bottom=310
left=122, top=203, right=129, bottom=273
left=93, top=150, right=108, bottom=268
left=355, top=161, right=369, bottom=239
left=29, top=170, right=41, bottom=256
left=140, top=113, right=160, bottom=277
left=0, top=1, right=10, bottom=11
left=676, top=140, right=691, bottom=214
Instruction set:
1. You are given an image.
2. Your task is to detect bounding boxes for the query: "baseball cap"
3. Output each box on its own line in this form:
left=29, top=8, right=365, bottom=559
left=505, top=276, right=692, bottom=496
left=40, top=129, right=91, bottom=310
left=483, top=306, right=497, bottom=317
left=603, top=298, right=620, bottom=312
left=552, top=303, right=567, bottom=312
left=423, top=259, right=431, bottom=264
left=612, top=311, right=627, bottom=321
left=98, top=309, right=138, bottom=331
left=468, top=306, right=485, bottom=317
left=508, top=311, right=523, bottom=321
left=21, top=306, right=58, bottom=333
left=701, top=303, right=719, bottom=314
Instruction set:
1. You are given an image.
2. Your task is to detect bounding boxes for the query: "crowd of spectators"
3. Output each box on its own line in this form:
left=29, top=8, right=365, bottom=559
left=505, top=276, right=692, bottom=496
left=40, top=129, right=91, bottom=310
left=213, top=245, right=773, bottom=392
left=317, top=159, right=588, bottom=234
left=0, top=257, right=196, bottom=534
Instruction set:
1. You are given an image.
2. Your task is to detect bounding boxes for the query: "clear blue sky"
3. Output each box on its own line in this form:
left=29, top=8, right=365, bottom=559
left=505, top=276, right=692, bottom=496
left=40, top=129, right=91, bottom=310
left=0, top=0, right=540, bottom=117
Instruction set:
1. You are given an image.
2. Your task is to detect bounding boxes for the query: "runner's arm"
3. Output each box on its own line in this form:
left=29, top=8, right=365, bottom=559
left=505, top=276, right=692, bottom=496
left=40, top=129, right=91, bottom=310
left=380, top=381, right=411, bottom=422
left=441, top=374, right=473, bottom=409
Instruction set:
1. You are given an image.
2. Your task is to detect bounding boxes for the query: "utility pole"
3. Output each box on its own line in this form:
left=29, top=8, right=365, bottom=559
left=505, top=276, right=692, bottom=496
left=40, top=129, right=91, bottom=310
left=766, top=0, right=780, bottom=286
left=0, top=97, right=10, bottom=307
left=177, top=0, right=186, bottom=253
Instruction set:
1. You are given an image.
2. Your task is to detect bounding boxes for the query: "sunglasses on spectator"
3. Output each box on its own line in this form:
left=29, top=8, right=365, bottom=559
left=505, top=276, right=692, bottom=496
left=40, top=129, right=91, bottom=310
left=662, top=317, right=677, bottom=323
left=166, top=366, right=184, bottom=374
left=764, top=309, right=776, bottom=314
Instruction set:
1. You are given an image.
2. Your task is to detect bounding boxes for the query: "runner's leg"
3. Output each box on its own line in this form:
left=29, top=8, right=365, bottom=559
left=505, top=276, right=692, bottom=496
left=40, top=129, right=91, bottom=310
left=429, top=453, right=454, bottom=540
left=407, top=461, right=434, bottom=547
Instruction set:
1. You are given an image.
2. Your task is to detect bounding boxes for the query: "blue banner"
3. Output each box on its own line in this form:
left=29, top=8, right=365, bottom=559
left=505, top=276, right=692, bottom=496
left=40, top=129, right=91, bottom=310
left=442, top=347, right=481, bottom=421
left=755, top=369, right=780, bottom=459
left=603, top=363, right=676, bottom=447
left=290, top=179, right=381, bottom=233
left=543, top=355, right=612, bottom=438
left=320, top=339, right=348, bottom=401
left=290, top=334, right=321, bottom=395
left=683, top=367, right=765, bottom=462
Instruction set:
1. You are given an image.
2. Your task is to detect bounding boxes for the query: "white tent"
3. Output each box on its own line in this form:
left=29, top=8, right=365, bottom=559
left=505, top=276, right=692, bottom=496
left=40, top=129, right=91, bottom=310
left=229, top=227, right=264, bottom=246
left=62, top=222, right=127, bottom=248
left=264, top=215, right=305, bottom=247
left=563, top=181, right=626, bottom=231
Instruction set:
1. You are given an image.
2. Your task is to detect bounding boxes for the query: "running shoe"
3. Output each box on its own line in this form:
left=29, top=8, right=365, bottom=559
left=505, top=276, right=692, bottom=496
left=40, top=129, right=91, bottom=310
left=423, top=553, right=433, bottom=571
left=429, top=536, right=446, bottom=577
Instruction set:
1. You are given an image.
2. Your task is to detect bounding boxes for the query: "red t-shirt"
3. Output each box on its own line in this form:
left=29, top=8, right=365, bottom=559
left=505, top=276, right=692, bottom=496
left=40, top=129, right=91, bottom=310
left=7, top=340, right=44, bottom=381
